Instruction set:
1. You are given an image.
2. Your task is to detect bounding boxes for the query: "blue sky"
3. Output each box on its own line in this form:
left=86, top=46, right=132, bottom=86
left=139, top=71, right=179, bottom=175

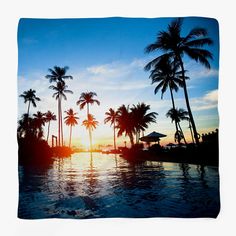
left=17, top=17, right=219, bottom=147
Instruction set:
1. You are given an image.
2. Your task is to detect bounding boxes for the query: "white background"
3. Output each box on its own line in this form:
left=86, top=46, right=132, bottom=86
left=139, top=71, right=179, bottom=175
left=0, top=0, right=235, bottom=235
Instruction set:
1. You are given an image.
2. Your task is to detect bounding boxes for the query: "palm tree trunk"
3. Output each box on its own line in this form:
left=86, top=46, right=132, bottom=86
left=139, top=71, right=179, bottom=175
left=58, top=97, right=61, bottom=146
left=69, top=125, right=72, bottom=148
left=113, top=123, right=116, bottom=150
left=178, top=56, right=199, bottom=146
left=47, top=121, right=50, bottom=143
left=27, top=101, right=31, bottom=116
left=178, top=122, right=187, bottom=145
left=129, top=133, right=134, bottom=147
left=169, top=87, right=181, bottom=144
left=89, top=128, right=92, bottom=152
left=189, top=121, right=195, bottom=144
left=87, top=104, right=89, bottom=117
left=60, top=98, right=64, bottom=146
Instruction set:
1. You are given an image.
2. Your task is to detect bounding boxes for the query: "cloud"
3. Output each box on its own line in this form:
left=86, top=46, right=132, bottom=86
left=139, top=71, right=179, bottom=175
left=191, top=89, right=218, bottom=111
left=184, top=61, right=219, bottom=80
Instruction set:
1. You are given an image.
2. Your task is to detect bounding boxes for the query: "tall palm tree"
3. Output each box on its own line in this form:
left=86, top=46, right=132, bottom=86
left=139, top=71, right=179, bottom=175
left=46, top=66, right=73, bottom=146
left=82, top=114, right=99, bottom=151
left=145, top=18, right=213, bottom=145
left=45, top=66, right=73, bottom=83
left=104, top=108, right=119, bottom=150
left=76, top=92, right=100, bottom=117
left=45, top=111, right=56, bottom=143
left=33, top=111, right=46, bottom=139
left=149, top=56, right=185, bottom=144
left=49, top=81, right=73, bottom=146
left=116, top=105, right=135, bottom=147
left=166, top=108, right=189, bottom=144
left=19, top=89, right=40, bottom=115
left=64, top=108, right=79, bottom=148
left=130, top=103, right=158, bottom=143
left=77, top=92, right=100, bottom=151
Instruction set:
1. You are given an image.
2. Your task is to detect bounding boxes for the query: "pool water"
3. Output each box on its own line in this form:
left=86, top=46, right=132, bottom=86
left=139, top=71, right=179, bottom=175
left=18, top=152, right=220, bottom=219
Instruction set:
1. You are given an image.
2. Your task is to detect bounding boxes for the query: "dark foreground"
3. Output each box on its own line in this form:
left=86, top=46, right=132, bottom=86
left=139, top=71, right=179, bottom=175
left=18, top=152, right=220, bottom=219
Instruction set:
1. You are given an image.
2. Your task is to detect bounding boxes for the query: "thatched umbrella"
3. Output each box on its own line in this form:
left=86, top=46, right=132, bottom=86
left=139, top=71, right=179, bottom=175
left=140, top=131, right=167, bottom=145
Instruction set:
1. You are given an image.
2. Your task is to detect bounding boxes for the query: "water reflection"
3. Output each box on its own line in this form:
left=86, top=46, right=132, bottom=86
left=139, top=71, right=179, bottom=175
left=18, top=152, right=220, bottom=219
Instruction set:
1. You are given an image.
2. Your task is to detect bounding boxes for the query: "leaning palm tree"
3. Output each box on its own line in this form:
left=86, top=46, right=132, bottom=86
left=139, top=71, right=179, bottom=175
left=64, top=108, right=79, bottom=148
left=76, top=92, right=100, bottom=117
left=49, top=81, right=73, bottom=146
left=82, top=114, right=99, bottom=152
left=104, top=108, right=119, bottom=150
left=145, top=18, right=213, bottom=145
left=45, top=111, right=56, bottom=143
left=19, top=89, right=40, bottom=115
left=149, top=56, right=186, bottom=144
left=45, top=66, right=73, bottom=83
left=166, top=108, right=189, bottom=144
left=130, top=103, right=158, bottom=143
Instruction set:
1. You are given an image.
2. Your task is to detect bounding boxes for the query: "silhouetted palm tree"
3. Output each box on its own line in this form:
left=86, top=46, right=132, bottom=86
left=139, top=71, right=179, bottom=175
left=116, top=105, right=135, bottom=147
left=149, top=56, right=186, bottom=144
left=77, top=92, right=100, bottom=151
left=33, top=111, right=46, bottom=139
left=82, top=114, right=99, bottom=151
left=45, top=66, right=73, bottom=83
left=49, top=81, right=73, bottom=146
left=17, top=114, right=32, bottom=138
left=104, top=108, right=119, bottom=150
left=19, top=89, right=40, bottom=116
left=130, top=103, right=158, bottom=143
left=45, top=111, right=56, bottom=143
left=166, top=108, right=189, bottom=144
left=64, top=108, right=79, bottom=147
left=76, top=92, right=100, bottom=117
left=145, top=18, right=213, bottom=145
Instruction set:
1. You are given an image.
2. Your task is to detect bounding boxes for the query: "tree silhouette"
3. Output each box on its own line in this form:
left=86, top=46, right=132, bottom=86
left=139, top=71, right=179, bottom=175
left=82, top=114, right=98, bottom=151
left=45, top=66, right=73, bottom=83
left=64, top=108, right=79, bottom=147
left=166, top=108, right=189, bottom=144
left=33, top=111, right=46, bottom=139
left=104, top=108, right=119, bottom=150
left=116, top=105, right=135, bottom=147
left=19, top=89, right=40, bottom=116
left=46, top=66, right=73, bottom=146
left=49, top=81, right=73, bottom=146
left=145, top=18, right=213, bottom=145
left=149, top=56, right=186, bottom=144
left=77, top=92, right=100, bottom=151
left=130, top=103, right=158, bottom=143
left=76, top=92, right=100, bottom=116
left=45, top=111, right=56, bottom=143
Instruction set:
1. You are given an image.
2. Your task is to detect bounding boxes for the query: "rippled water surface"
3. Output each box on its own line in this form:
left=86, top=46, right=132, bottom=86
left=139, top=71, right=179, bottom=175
left=18, top=153, right=220, bottom=219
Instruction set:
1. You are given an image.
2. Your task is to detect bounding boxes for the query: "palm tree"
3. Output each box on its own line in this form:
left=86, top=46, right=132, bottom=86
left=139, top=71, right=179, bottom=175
left=149, top=56, right=185, bottom=144
left=166, top=108, right=189, bottom=144
left=64, top=108, right=79, bottom=147
left=49, top=81, right=73, bottom=146
left=33, top=111, right=46, bottom=139
left=19, top=89, right=40, bottom=115
left=130, top=103, right=158, bottom=143
left=45, top=66, right=73, bottom=83
left=104, top=108, right=119, bottom=150
left=82, top=114, right=99, bottom=151
left=17, top=113, right=32, bottom=138
left=76, top=92, right=100, bottom=117
left=45, top=111, right=56, bottom=143
left=145, top=18, right=213, bottom=145
left=116, top=105, right=135, bottom=147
